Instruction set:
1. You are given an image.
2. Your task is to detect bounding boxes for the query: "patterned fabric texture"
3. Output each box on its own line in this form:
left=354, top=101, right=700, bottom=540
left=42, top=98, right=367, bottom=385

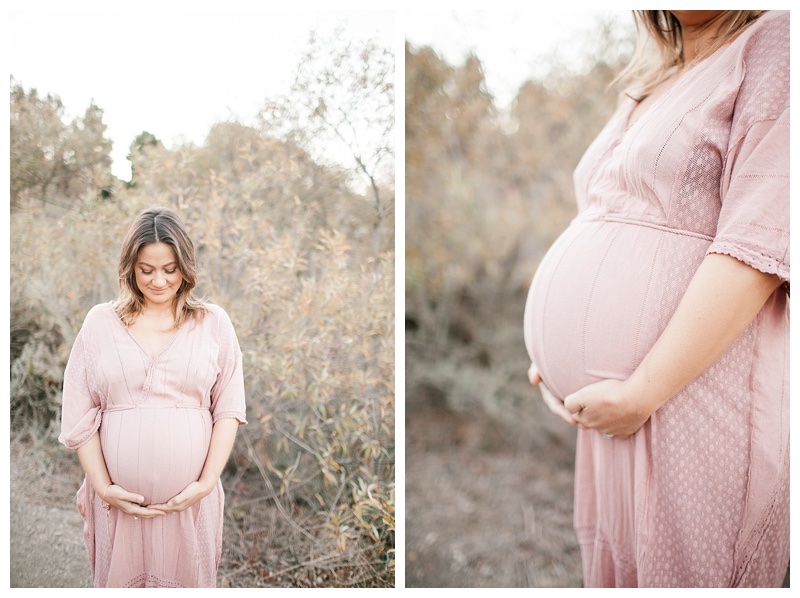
left=523, top=10, right=789, bottom=588
left=60, top=302, right=247, bottom=587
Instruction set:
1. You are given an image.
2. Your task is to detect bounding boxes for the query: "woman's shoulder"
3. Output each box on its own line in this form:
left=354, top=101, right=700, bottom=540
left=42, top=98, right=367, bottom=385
left=83, top=301, right=116, bottom=324
left=755, top=10, right=788, bottom=30
left=730, top=11, right=789, bottom=124
left=72, top=302, right=117, bottom=340
left=736, top=11, right=789, bottom=62
left=202, top=301, right=228, bottom=318
left=199, top=302, right=236, bottom=329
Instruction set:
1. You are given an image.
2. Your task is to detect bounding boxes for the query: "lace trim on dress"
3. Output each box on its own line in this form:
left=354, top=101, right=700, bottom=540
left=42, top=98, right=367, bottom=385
left=59, top=409, right=102, bottom=450
left=212, top=410, right=247, bottom=424
left=123, top=572, right=186, bottom=588
left=706, top=240, right=789, bottom=283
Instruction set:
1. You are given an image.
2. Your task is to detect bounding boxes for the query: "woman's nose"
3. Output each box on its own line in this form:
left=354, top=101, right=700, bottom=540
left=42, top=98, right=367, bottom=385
left=153, top=272, right=166, bottom=286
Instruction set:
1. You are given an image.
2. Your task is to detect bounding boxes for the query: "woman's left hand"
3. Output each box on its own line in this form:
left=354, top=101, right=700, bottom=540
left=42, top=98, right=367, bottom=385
left=147, top=480, right=214, bottom=514
left=563, top=378, right=653, bottom=439
left=529, top=362, right=578, bottom=426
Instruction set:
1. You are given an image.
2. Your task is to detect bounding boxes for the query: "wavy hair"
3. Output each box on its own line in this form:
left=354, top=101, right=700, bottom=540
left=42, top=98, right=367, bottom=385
left=114, top=206, right=206, bottom=327
left=619, top=11, right=765, bottom=100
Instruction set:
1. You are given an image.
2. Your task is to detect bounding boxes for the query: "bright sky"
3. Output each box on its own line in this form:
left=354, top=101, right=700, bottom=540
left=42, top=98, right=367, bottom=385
left=405, top=10, right=633, bottom=110
left=8, top=1, right=394, bottom=180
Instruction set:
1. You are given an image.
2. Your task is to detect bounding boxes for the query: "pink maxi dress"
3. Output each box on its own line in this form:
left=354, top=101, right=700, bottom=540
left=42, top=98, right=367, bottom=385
left=523, top=11, right=789, bottom=588
left=59, top=302, right=247, bottom=588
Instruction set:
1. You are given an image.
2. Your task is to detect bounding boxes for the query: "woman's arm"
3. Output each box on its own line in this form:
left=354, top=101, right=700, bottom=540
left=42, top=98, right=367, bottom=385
left=560, top=253, right=783, bottom=437
left=76, top=432, right=166, bottom=517
left=148, top=417, right=240, bottom=512
left=198, top=417, right=240, bottom=491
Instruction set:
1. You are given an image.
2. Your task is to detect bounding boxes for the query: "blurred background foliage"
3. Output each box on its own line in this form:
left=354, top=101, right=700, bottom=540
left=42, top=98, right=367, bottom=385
left=405, top=15, right=633, bottom=429
left=404, top=14, right=635, bottom=587
left=10, top=29, right=394, bottom=588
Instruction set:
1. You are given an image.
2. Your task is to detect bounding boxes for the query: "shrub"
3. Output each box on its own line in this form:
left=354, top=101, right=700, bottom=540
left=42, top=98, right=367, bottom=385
left=10, top=123, right=395, bottom=585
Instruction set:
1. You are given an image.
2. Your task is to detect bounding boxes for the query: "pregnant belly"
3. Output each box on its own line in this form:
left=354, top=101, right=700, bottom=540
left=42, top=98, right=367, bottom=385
left=100, top=406, right=212, bottom=505
left=524, top=218, right=709, bottom=399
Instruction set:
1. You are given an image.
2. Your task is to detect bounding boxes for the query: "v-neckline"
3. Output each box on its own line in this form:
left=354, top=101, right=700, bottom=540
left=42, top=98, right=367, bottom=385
left=111, top=304, right=184, bottom=363
left=620, top=28, right=739, bottom=133
left=622, top=70, right=685, bottom=132
left=127, top=324, right=182, bottom=363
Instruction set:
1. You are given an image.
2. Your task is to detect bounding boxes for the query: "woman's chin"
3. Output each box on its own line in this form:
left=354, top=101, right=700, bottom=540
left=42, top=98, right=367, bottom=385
left=143, top=291, right=176, bottom=307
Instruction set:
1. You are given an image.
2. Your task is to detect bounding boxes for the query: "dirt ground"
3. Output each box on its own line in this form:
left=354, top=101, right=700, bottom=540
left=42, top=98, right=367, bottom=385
left=404, top=293, right=584, bottom=588
left=405, top=390, right=582, bottom=587
left=10, top=434, right=93, bottom=588
left=404, top=293, right=790, bottom=589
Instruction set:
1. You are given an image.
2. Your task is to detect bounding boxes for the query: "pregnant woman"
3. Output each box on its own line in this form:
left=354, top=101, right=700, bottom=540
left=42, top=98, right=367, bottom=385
left=59, top=207, right=247, bottom=587
left=524, top=11, right=788, bottom=587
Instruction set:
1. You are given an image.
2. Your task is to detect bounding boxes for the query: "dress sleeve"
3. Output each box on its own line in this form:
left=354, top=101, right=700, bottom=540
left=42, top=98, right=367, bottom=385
left=707, top=110, right=789, bottom=282
left=707, top=12, right=789, bottom=284
left=210, top=309, right=247, bottom=425
left=58, top=324, right=102, bottom=449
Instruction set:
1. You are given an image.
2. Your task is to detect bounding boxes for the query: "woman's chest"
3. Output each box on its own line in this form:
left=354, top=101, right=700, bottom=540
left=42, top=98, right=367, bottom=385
left=575, top=64, right=741, bottom=228
left=91, top=323, right=222, bottom=405
left=127, top=319, right=179, bottom=360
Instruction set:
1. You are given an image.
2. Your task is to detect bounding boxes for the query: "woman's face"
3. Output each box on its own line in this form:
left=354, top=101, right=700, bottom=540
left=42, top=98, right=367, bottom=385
left=134, top=242, right=183, bottom=310
left=668, top=10, right=725, bottom=28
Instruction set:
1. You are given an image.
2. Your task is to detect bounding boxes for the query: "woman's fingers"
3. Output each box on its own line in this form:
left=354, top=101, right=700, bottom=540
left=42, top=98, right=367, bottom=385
left=128, top=504, right=167, bottom=518
left=105, top=484, right=164, bottom=517
left=539, top=382, right=578, bottom=425
left=563, top=390, right=592, bottom=430
left=111, top=499, right=165, bottom=518
left=561, top=380, right=645, bottom=437
left=117, top=489, right=146, bottom=505
left=528, top=363, right=542, bottom=385
left=562, top=390, right=585, bottom=416
left=119, top=500, right=166, bottom=517
left=148, top=482, right=205, bottom=513
left=105, top=484, right=144, bottom=505
left=528, top=364, right=576, bottom=425
left=149, top=495, right=185, bottom=513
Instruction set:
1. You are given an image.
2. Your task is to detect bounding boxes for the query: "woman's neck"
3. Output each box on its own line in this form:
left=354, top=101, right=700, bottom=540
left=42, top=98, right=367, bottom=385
left=671, top=10, right=725, bottom=63
left=141, top=302, right=176, bottom=319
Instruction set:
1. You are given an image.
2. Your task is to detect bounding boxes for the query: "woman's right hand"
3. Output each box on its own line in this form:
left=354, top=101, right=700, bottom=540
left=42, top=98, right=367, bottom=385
left=102, top=484, right=166, bottom=518
left=528, top=362, right=579, bottom=426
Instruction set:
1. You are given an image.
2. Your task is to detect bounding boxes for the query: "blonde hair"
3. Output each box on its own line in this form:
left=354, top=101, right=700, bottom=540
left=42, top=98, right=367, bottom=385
left=619, top=11, right=765, bottom=100
left=115, top=206, right=206, bottom=327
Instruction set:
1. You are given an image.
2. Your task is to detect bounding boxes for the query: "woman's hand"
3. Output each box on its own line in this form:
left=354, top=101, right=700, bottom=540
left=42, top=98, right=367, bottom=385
left=103, top=484, right=166, bottom=518
left=77, top=493, right=86, bottom=518
left=563, top=378, right=652, bottom=439
left=77, top=434, right=163, bottom=518
left=148, top=481, right=214, bottom=514
left=528, top=362, right=578, bottom=426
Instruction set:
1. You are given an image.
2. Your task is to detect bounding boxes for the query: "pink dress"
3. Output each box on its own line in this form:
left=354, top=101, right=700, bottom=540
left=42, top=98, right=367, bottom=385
left=59, top=302, right=247, bottom=588
left=523, top=11, right=789, bottom=588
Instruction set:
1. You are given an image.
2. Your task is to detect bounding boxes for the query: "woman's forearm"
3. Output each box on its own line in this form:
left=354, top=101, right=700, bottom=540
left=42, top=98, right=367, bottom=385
left=76, top=432, right=113, bottom=496
left=627, top=252, right=782, bottom=413
left=563, top=253, right=784, bottom=437
left=198, top=418, right=240, bottom=491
